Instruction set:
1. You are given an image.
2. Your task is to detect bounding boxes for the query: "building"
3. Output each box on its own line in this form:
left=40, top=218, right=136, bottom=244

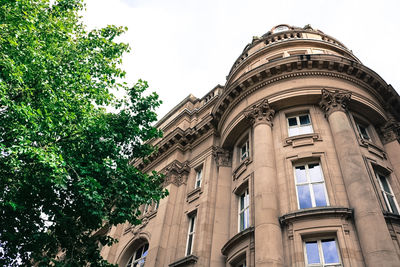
left=101, top=24, right=400, bottom=266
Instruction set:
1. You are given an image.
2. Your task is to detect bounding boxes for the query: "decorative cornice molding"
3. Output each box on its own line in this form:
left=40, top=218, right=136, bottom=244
left=212, top=146, right=232, bottom=167
left=161, top=160, right=190, bottom=187
left=319, top=88, right=352, bottom=117
left=244, top=98, right=275, bottom=126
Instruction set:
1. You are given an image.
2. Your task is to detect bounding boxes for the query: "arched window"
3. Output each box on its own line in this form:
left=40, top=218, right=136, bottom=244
left=126, top=243, right=149, bottom=267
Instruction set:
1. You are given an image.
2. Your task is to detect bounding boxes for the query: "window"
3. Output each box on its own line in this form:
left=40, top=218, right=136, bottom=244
left=376, top=172, right=399, bottom=214
left=237, top=260, right=247, bottom=267
left=195, top=168, right=202, bottom=189
left=287, top=114, right=313, bottom=137
left=126, top=243, right=149, bottom=267
left=186, top=214, right=196, bottom=256
left=356, top=122, right=370, bottom=141
left=240, top=140, right=249, bottom=161
left=238, top=188, right=250, bottom=232
left=294, top=163, right=328, bottom=209
left=143, top=200, right=151, bottom=214
left=304, top=239, right=341, bottom=267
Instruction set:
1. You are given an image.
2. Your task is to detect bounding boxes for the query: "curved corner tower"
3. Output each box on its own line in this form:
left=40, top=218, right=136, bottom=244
left=103, top=25, right=400, bottom=267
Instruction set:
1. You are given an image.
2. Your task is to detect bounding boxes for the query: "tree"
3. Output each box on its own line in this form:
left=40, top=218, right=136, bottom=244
left=0, top=0, right=167, bottom=265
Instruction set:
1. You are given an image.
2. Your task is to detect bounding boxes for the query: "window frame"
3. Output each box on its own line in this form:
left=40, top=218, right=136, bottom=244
left=126, top=243, right=149, bottom=267
left=185, top=214, right=196, bottom=256
left=355, top=121, right=371, bottom=141
left=239, top=139, right=249, bottom=162
left=238, top=188, right=250, bottom=232
left=194, top=167, right=202, bottom=189
left=287, top=113, right=314, bottom=137
left=294, top=162, right=329, bottom=209
left=303, top=238, right=342, bottom=267
left=376, top=171, right=400, bottom=214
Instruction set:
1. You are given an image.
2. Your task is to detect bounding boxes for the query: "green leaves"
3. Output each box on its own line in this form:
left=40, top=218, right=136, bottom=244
left=0, top=0, right=166, bottom=266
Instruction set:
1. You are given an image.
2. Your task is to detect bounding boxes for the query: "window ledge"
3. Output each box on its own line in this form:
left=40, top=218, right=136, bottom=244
left=359, top=139, right=387, bottom=159
left=221, top=226, right=254, bottom=256
left=233, top=158, right=252, bottom=180
left=279, top=207, right=353, bottom=225
left=168, top=255, right=198, bottom=267
left=186, top=187, right=202, bottom=203
left=284, top=133, right=321, bottom=147
left=383, top=211, right=400, bottom=222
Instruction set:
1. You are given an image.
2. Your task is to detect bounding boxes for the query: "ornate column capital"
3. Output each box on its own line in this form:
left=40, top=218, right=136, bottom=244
left=212, top=146, right=231, bottom=167
left=244, top=98, right=275, bottom=126
left=319, top=89, right=352, bottom=117
left=162, top=160, right=190, bottom=187
left=380, top=118, right=400, bottom=144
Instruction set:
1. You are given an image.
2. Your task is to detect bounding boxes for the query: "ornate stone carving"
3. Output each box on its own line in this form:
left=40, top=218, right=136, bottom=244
left=212, top=146, right=231, bottom=167
left=319, top=88, right=352, bottom=117
left=244, top=98, right=275, bottom=126
left=162, top=160, right=190, bottom=187
left=380, top=116, right=400, bottom=144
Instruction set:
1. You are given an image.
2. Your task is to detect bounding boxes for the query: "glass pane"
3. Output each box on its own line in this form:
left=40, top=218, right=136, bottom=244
left=358, top=125, right=370, bottom=140
left=305, top=241, right=320, bottom=264
left=309, top=163, right=323, bottom=182
left=297, top=185, right=312, bottom=209
left=288, top=117, right=298, bottom=126
left=321, top=239, right=340, bottom=264
left=240, top=212, right=244, bottom=230
left=135, top=246, right=143, bottom=260
left=190, top=217, right=195, bottom=232
left=295, top=166, right=307, bottom=183
left=240, top=194, right=245, bottom=210
left=387, top=195, right=399, bottom=214
left=244, top=208, right=249, bottom=229
left=379, top=175, right=391, bottom=193
left=288, top=127, right=299, bottom=137
left=299, top=125, right=313, bottom=135
left=186, top=235, right=193, bottom=255
left=299, top=115, right=310, bottom=125
left=313, top=183, right=327, bottom=207
left=127, top=256, right=133, bottom=266
left=143, top=244, right=149, bottom=256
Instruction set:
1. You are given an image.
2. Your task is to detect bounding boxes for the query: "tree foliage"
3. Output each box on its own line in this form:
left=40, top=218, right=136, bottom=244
left=0, top=0, right=166, bottom=265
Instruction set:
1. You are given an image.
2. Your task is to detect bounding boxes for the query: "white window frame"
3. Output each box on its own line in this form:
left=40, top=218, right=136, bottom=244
left=376, top=172, right=400, bottom=214
left=238, top=188, right=250, bottom=232
left=303, top=238, right=342, bottom=267
left=195, top=167, right=202, bottom=189
left=185, top=214, right=196, bottom=256
left=355, top=122, right=371, bottom=141
left=294, top=162, right=329, bottom=209
left=287, top=113, right=313, bottom=137
left=239, top=140, right=249, bottom=162
left=126, top=243, right=149, bottom=267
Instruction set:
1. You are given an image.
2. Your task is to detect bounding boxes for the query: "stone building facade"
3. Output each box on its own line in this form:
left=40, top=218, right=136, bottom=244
left=101, top=25, right=400, bottom=266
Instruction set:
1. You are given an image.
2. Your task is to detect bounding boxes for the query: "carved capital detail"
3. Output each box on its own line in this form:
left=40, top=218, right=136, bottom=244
left=380, top=118, right=400, bottom=144
left=319, top=89, right=352, bottom=117
left=244, top=98, right=275, bottom=126
left=162, top=160, right=190, bottom=187
left=212, top=146, right=231, bottom=167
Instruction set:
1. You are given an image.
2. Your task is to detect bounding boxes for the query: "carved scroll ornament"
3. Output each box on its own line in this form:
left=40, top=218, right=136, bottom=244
left=244, top=98, right=275, bottom=126
left=319, top=89, right=351, bottom=117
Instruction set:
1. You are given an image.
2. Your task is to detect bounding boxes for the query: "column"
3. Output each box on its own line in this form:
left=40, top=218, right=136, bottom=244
left=380, top=117, right=400, bottom=181
left=319, top=89, right=399, bottom=266
left=210, top=147, right=232, bottom=266
left=244, top=99, right=284, bottom=267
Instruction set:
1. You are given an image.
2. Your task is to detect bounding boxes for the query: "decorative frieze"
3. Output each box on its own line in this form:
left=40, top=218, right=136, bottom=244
left=162, top=160, right=190, bottom=187
left=212, top=146, right=232, bottom=167
left=319, top=88, right=352, bottom=117
left=244, top=98, right=275, bottom=126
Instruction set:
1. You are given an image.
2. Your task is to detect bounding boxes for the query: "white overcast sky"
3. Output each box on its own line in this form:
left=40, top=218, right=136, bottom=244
left=83, top=0, right=400, bottom=119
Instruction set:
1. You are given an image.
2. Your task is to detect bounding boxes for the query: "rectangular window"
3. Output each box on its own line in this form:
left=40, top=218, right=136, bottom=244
left=377, top=172, right=399, bottom=214
left=356, top=122, right=370, bottom=141
left=287, top=114, right=313, bottom=137
left=295, top=163, right=329, bottom=209
left=240, top=140, right=249, bottom=161
left=186, top=214, right=196, bottom=256
left=304, top=239, right=342, bottom=267
left=195, top=168, right=202, bottom=189
left=239, top=188, right=250, bottom=232
left=237, top=260, right=247, bottom=267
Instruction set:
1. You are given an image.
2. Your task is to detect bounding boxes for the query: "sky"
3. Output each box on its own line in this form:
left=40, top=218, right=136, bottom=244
left=83, top=0, right=400, bottom=120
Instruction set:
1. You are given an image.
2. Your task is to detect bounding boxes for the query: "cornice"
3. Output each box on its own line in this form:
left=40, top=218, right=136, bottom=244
left=213, top=54, right=400, bottom=131
left=279, top=207, right=353, bottom=226
left=221, top=226, right=255, bottom=256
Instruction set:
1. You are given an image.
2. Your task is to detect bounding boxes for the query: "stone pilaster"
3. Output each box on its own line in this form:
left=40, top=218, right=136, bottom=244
left=380, top=116, right=400, bottom=187
left=245, top=99, right=284, bottom=267
left=210, top=147, right=232, bottom=266
left=319, top=89, right=399, bottom=267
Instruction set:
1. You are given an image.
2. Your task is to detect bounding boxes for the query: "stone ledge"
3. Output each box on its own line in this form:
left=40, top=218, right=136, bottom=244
left=279, top=207, right=353, bottom=225
left=186, top=187, right=202, bottom=203
left=233, top=158, right=252, bottom=180
left=383, top=211, right=400, bottom=223
left=221, top=226, right=254, bottom=256
left=168, top=255, right=198, bottom=267
left=284, top=133, right=322, bottom=147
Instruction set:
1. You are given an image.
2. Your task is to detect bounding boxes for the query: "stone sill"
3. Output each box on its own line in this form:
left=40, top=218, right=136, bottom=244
left=221, top=226, right=254, bottom=256
left=284, top=133, right=321, bottom=147
left=233, top=158, right=252, bottom=180
left=279, top=207, right=353, bottom=225
left=169, top=255, right=198, bottom=267
left=186, top=187, right=202, bottom=203
left=360, top=139, right=387, bottom=159
left=383, top=211, right=400, bottom=223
